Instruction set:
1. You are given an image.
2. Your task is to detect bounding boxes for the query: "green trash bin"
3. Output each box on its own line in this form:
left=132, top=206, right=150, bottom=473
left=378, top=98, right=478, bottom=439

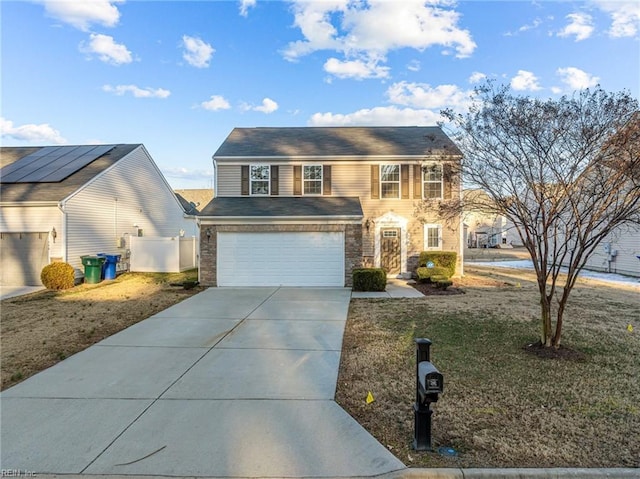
left=81, top=255, right=106, bottom=284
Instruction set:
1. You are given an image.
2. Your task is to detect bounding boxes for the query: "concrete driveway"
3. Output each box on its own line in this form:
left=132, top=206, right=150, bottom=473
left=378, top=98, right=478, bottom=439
left=1, top=287, right=404, bottom=477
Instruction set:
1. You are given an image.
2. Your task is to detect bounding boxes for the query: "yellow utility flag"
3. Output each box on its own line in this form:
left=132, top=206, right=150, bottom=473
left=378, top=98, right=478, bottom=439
left=366, top=391, right=375, bottom=404
left=628, top=324, right=634, bottom=333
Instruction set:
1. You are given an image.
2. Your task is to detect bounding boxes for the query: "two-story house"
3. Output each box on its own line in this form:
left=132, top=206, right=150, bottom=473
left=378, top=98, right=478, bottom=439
left=198, top=126, right=463, bottom=287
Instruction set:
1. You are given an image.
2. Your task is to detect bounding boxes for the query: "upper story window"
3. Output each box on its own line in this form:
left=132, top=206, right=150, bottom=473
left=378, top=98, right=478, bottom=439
left=303, top=165, right=322, bottom=195
left=380, top=165, right=400, bottom=199
left=250, top=165, right=270, bottom=195
left=423, top=164, right=443, bottom=199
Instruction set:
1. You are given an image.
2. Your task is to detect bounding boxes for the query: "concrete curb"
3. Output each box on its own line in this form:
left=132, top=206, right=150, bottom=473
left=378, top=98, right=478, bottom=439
left=385, top=468, right=640, bottom=479
left=27, top=469, right=640, bottom=479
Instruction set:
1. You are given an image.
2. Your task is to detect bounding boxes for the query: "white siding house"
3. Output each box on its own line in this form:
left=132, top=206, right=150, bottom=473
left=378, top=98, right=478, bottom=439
left=580, top=226, right=640, bottom=278
left=0, top=144, right=193, bottom=285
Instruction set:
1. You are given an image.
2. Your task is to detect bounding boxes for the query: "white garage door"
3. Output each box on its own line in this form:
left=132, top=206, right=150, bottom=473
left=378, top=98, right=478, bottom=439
left=217, top=232, right=344, bottom=287
left=0, top=232, right=49, bottom=286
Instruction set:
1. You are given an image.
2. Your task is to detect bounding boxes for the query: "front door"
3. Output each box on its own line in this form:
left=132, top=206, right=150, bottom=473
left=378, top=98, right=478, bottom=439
left=380, top=228, right=401, bottom=274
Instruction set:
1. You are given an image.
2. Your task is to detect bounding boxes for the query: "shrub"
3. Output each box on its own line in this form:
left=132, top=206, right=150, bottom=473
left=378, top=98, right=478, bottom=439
left=416, top=266, right=449, bottom=283
left=434, top=279, right=453, bottom=290
left=417, top=251, right=457, bottom=278
left=41, top=262, right=75, bottom=290
left=352, top=268, right=386, bottom=292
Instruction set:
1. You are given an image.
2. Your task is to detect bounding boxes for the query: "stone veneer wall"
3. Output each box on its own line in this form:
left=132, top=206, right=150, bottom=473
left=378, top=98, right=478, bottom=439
left=199, top=223, right=363, bottom=287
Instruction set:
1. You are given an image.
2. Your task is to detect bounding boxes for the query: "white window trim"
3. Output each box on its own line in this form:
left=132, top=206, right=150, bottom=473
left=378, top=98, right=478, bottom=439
left=422, top=163, right=443, bottom=200
left=303, top=165, right=323, bottom=196
left=250, top=164, right=270, bottom=196
left=380, top=164, right=401, bottom=199
left=424, top=223, right=443, bottom=251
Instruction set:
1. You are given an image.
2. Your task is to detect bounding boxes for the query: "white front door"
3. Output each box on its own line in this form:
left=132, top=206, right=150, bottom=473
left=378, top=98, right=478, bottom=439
left=217, top=231, right=344, bottom=286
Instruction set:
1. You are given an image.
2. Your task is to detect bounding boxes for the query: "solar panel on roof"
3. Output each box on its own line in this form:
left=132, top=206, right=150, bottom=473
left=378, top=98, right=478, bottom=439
left=0, top=145, right=116, bottom=183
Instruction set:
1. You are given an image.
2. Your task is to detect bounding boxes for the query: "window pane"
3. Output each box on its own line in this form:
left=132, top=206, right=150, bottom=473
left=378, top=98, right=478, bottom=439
left=251, top=181, right=269, bottom=195
left=381, top=183, right=399, bottom=198
left=427, top=227, right=439, bottom=248
left=304, top=180, right=322, bottom=195
left=380, top=165, right=399, bottom=181
left=250, top=165, right=269, bottom=180
left=304, top=165, right=322, bottom=180
left=423, top=165, right=442, bottom=181
left=424, top=182, right=442, bottom=199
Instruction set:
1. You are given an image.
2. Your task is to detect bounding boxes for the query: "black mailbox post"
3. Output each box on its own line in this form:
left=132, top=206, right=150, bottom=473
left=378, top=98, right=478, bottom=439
left=414, top=338, right=443, bottom=451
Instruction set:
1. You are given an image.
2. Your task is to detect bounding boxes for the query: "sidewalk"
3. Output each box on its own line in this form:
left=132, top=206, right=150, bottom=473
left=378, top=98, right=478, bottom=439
left=352, top=278, right=424, bottom=298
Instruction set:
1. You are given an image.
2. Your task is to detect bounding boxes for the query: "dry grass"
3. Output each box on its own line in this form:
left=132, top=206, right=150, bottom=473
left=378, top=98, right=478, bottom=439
left=1, top=270, right=202, bottom=390
left=336, top=264, right=640, bottom=468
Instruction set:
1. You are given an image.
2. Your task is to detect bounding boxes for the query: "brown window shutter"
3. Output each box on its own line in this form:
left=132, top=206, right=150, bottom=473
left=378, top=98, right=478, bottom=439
left=371, top=165, right=379, bottom=199
left=401, top=165, right=409, bottom=199
left=413, top=165, right=422, bottom=199
left=270, top=166, right=279, bottom=196
left=322, top=165, right=331, bottom=196
left=293, top=165, right=302, bottom=196
left=241, top=165, right=249, bottom=196
left=443, top=163, right=452, bottom=199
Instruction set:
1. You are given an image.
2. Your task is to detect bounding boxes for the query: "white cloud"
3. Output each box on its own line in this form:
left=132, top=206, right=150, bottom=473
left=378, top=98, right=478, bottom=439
left=253, top=98, right=279, bottom=114
left=102, top=84, right=170, bottom=98
left=510, top=70, right=542, bottom=91
left=239, top=0, right=256, bottom=17
left=309, top=106, right=442, bottom=126
left=592, top=0, right=640, bottom=38
left=468, top=71, right=486, bottom=84
left=163, top=167, right=213, bottom=181
left=386, top=81, right=472, bottom=112
left=558, top=12, right=594, bottom=41
left=38, top=0, right=123, bottom=31
left=407, top=60, right=421, bottom=72
left=556, top=67, right=600, bottom=90
left=323, top=57, right=389, bottom=79
left=80, top=33, right=132, bottom=65
left=0, top=117, right=67, bottom=144
left=201, top=95, right=231, bottom=111
left=283, top=0, right=476, bottom=79
left=182, top=35, right=214, bottom=68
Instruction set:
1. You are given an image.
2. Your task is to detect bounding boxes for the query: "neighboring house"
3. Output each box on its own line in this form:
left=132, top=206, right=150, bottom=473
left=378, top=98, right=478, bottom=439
left=174, top=188, right=214, bottom=237
left=462, top=189, right=509, bottom=248
left=0, top=144, right=192, bottom=286
left=199, top=126, right=464, bottom=287
left=579, top=225, right=639, bottom=277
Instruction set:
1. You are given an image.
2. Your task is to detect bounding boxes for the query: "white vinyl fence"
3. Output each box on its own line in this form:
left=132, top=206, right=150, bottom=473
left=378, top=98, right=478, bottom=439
left=130, top=236, right=198, bottom=273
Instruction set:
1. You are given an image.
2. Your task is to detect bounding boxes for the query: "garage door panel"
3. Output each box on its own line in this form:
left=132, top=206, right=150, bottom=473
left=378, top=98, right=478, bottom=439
left=0, top=232, right=49, bottom=286
left=217, top=232, right=344, bottom=287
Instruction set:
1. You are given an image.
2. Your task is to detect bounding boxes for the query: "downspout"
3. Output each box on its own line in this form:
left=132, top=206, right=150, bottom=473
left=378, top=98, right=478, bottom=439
left=58, top=200, right=68, bottom=263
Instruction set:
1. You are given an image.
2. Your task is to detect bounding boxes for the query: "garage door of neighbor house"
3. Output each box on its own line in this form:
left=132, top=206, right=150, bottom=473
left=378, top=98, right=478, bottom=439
left=0, top=232, right=49, bottom=286
left=217, top=232, right=344, bottom=287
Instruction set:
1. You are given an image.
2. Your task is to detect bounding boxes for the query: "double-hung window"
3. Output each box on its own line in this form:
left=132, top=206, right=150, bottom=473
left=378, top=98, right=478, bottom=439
left=303, top=165, right=322, bottom=195
left=424, top=224, right=442, bottom=250
left=423, top=164, right=443, bottom=199
left=250, top=165, right=270, bottom=195
left=380, top=165, right=400, bottom=199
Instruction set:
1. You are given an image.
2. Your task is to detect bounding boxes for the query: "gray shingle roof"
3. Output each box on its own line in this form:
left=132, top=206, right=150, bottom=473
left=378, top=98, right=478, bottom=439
left=213, top=126, right=462, bottom=158
left=199, top=196, right=363, bottom=218
left=0, top=144, right=140, bottom=203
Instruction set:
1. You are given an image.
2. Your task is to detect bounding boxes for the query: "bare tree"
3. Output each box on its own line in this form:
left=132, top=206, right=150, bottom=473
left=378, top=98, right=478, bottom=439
left=443, top=83, right=639, bottom=349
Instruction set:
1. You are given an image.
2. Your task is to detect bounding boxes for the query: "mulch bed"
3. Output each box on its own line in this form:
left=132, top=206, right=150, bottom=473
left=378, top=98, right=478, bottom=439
left=410, top=281, right=466, bottom=295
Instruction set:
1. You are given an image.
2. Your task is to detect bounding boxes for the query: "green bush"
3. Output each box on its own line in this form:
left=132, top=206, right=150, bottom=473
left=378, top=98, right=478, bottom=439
left=416, top=266, right=449, bottom=283
left=417, top=251, right=457, bottom=278
left=434, top=279, right=453, bottom=290
left=352, top=268, right=386, bottom=292
left=41, top=262, right=75, bottom=290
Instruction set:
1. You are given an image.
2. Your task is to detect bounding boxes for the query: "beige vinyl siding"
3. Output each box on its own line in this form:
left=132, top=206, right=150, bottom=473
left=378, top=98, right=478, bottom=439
left=217, top=165, right=242, bottom=196
left=332, top=163, right=461, bottom=270
left=581, top=227, right=640, bottom=277
left=0, top=205, right=63, bottom=259
left=63, top=146, right=191, bottom=272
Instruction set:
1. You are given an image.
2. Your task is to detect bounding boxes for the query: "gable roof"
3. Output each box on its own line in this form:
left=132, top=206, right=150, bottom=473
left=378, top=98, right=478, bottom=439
left=213, top=126, right=462, bottom=159
left=0, top=144, right=140, bottom=203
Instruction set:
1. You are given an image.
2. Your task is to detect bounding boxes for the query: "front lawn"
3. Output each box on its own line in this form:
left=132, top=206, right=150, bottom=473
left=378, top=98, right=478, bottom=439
left=336, top=265, right=639, bottom=468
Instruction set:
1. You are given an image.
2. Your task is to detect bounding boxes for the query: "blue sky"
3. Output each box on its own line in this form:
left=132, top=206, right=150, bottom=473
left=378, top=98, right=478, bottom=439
left=2, top=0, right=639, bottom=189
